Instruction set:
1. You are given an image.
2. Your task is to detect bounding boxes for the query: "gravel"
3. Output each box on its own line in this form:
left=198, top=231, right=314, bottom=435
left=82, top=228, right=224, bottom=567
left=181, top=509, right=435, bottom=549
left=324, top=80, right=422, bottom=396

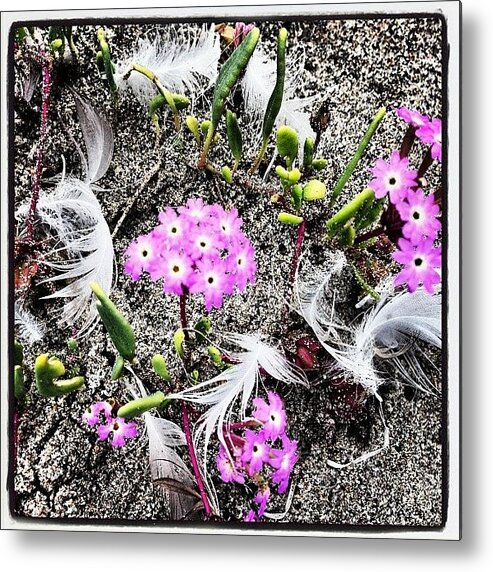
left=12, top=15, right=444, bottom=528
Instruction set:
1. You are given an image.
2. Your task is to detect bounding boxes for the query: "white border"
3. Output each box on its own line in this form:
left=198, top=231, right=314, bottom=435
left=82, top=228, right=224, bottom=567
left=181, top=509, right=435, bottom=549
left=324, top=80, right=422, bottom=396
left=0, top=2, right=461, bottom=539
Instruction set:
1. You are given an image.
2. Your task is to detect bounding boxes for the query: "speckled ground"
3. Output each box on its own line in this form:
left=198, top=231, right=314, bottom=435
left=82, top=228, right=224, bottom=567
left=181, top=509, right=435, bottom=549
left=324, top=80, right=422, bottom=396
left=12, top=16, right=444, bottom=527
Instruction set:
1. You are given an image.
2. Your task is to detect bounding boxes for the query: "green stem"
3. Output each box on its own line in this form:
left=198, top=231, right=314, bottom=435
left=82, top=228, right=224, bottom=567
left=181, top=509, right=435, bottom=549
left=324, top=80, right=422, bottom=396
left=329, top=106, right=386, bottom=209
left=326, top=187, right=375, bottom=239
left=349, top=262, right=380, bottom=301
left=126, top=64, right=180, bottom=130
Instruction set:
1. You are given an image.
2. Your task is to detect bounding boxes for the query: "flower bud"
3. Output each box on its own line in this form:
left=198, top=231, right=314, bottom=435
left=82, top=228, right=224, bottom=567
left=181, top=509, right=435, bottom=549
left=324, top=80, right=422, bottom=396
left=278, top=212, right=304, bottom=226
left=276, top=125, right=299, bottom=167
left=152, top=354, right=171, bottom=382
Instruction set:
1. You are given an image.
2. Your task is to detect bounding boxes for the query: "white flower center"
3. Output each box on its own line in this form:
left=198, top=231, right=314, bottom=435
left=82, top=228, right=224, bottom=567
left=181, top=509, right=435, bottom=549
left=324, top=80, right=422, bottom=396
left=386, top=172, right=400, bottom=190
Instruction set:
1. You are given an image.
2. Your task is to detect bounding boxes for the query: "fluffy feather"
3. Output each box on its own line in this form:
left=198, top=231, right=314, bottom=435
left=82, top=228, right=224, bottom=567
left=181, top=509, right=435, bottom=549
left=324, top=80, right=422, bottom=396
left=36, top=176, right=114, bottom=335
left=169, top=333, right=308, bottom=466
left=145, top=414, right=200, bottom=520
left=115, top=24, right=220, bottom=105
left=14, top=302, right=45, bottom=345
left=295, top=262, right=442, bottom=394
left=16, top=100, right=115, bottom=336
left=241, top=45, right=317, bottom=149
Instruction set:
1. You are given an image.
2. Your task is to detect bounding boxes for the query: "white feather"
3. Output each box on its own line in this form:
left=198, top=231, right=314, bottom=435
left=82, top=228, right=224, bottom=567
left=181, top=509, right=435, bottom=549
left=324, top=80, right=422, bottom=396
left=169, top=333, right=307, bottom=466
left=145, top=413, right=199, bottom=520
left=241, top=45, right=317, bottom=150
left=34, top=176, right=114, bottom=335
left=16, top=101, right=115, bottom=336
left=115, top=24, right=220, bottom=105
left=295, top=262, right=442, bottom=394
left=14, top=302, right=45, bottom=345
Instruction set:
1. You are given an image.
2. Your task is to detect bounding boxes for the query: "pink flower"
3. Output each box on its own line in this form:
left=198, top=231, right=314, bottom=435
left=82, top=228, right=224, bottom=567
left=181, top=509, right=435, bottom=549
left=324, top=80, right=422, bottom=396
left=369, top=151, right=417, bottom=204
left=252, top=391, right=287, bottom=441
left=157, top=207, right=189, bottom=247
left=216, top=445, right=245, bottom=484
left=97, top=417, right=139, bottom=448
left=395, top=107, right=430, bottom=129
left=82, top=401, right=113, bottom=427
left=241, top=430, right=270, bottom=476
left=123, top=235, right=157, bottom=281
left=228, top=238, right=256, bottom=291
left=160, top=249, right=195, bottom=295
left=269, top=435, right=298, bottom=494
left=244, top=509, right=258, bottom=522
left=393, top=238, right=441, bottom=294
left=254, top=486, right=271, bottom=517
left=192, top=255, right=234, bottom=311
left=124, top=200, right=256, bottom=311
left=234, top=22, right=255, bottom=46
left=417, top=118, right=442, bottom=162
left=397, top=188, right=441, bottom=243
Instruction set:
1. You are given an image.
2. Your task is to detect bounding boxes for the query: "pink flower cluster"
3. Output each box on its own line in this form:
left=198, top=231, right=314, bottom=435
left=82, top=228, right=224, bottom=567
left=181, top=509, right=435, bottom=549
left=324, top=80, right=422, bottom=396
left=215, top=391, right=298, bottom=522
left=396, top=107, right=442, bottom=162
left=124, top=199, right=256, bottom=311
left=82, top=401, right=139, bottom=448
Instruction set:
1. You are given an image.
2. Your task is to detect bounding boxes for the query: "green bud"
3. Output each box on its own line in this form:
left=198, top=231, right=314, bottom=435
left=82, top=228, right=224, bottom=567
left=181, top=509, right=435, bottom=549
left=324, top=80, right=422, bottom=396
left=14, top=365, right=27, bottom=402
left=35, top=354, right=85, bottom=398
left=311, top=158, right=328, bottom=171
left=213, top=133, right=221, bottom=145
left=208, top=346, right=223, bottom=367
left=277, top=125, right=299, bottom=168
left=278, top=212, right=304, bottom=226
left=226, top=110, right=242, bottom=171
left=151, top=354, right=171, bottom=382
left=338, top=224, right=356, bottom=247
left=288, top=168, right=301, bottom=185
left=303, top=179, right=327, bottom=201
left=201, top=120, right=212, bottom=136
left=90, top=282, right=136, bottom=362
left=14, top=340, right=24, bottom=367
left=174, top=328, right=185, bottom=359
left=191, top=370, right=200, bottom=384
left=111, top=355, right=125, bottom=381
left=221, top=165, right=233, bottom=184
left=186, top=115, right=201, bottom=144
left=172, top=93, right=190, bottom=111
left=194, top=317, right=212, bottom=344
left=291, top=184, right=303, bottom=211
left=275, top=165, right=289, bottom=181
left=50, top=38, right=63, bottom=52
left=303, top=137, right=314, bottom=171
left=67, top=338, right=78, bottom=352
left=118, top=391, right=166, bottom=419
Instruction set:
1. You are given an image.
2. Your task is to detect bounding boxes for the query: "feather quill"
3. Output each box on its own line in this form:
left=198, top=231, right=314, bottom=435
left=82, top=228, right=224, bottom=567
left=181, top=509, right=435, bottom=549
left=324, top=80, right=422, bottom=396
left=169, top=333, right=307, bottom=467
left=116, top=24, right=220, bottom=105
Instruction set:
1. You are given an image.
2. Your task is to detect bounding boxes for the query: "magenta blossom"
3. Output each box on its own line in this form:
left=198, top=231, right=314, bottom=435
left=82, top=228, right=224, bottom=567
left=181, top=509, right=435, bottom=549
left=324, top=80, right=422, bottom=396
left=397, top=188, right=441, bottom=243
left=393, top=238, right=441, bottom=294
left=216, top=445, right=245, bottom=484
left=97, top=416, right=139, bottom=448
left=252, top=391, right=287, bottom=440
left=369, top=151, right=417, bottom=204
left=269, top=435, right=298, bottom=494
left=234, top=22, right=255, bottom=46
left=124, top=199, right=256, bottom=311
left=395, top=107, right=430, bottom=129
left=82, top=401, right=112, bottom=427
left=241, top=430, right=270, bottom=476
left=254, top=486, right=271, bottom=517
left=244, top=509, right=258, bottom=522
left=417, top=118, right=442, bottom=162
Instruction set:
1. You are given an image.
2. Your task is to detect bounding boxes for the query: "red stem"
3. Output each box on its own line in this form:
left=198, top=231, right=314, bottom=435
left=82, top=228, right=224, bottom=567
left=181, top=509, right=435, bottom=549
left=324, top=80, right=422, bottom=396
left=179, top=294, right=189, bottom=341
left=178, top=293, right=212, bottom=517
left=354, top=225, right=386, bottom=245
left=25, top=54, right=53, bottom=244
left=181, top=401, right=212, bottom=517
